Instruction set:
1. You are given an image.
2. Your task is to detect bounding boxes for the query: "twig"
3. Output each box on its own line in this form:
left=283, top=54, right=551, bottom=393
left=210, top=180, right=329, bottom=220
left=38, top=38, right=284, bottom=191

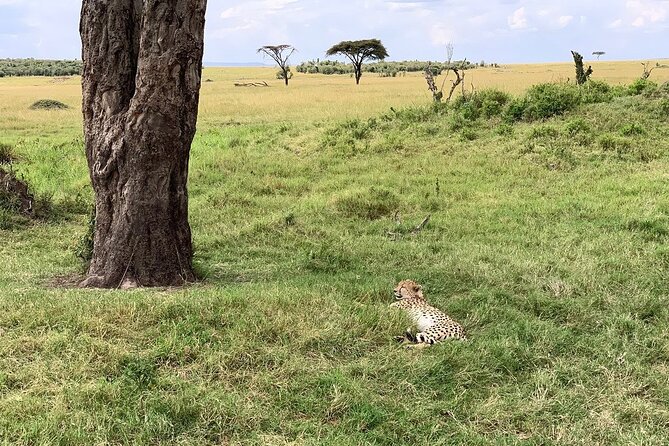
left=412, top=215, right=431, bottom=234
left=234, top=81, right=270, bottom=87
left=117, top=238, right=139, bottom=290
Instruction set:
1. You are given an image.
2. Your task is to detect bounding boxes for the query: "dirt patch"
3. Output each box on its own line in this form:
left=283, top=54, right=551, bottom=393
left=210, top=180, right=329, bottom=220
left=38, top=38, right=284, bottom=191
left=46, top=273, right=87, bottom=289
left=29, top=99, right=69, bottom=110
left=0, top=167, right=35, bottom=216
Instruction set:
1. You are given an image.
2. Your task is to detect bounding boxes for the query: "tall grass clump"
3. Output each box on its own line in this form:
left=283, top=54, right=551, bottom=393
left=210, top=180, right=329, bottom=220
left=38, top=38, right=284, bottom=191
left=333, top=186, right=400, bottom=220
left=0, top=143, right=15, bottom=164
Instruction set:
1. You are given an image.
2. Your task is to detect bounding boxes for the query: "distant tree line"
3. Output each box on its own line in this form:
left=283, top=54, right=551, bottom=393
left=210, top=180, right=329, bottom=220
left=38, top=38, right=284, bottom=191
left=296, top=59, right=477, bottom=77
left=0, top=59, right=82, bottom=77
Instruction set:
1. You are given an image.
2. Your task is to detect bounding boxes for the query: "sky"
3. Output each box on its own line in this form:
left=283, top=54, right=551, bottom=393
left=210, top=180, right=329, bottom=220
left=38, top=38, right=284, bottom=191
left=0, top=0, right=667, bottom=64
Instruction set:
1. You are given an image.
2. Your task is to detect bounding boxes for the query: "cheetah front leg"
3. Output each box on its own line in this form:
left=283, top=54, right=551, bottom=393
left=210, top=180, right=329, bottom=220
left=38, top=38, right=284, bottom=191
left=394, top=327, right=416, bottom=344
left=405, top=330, right=439, bottom=349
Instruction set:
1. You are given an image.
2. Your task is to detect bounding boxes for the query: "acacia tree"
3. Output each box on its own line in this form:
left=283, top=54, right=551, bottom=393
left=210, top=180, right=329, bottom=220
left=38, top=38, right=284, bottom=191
left=79, top=0, right=207, bottom=288
left=592, top=51, right=605, bottom=60
left=325, top=39, right=389, bottom=85
left=257, top=45, right=296, bottom=86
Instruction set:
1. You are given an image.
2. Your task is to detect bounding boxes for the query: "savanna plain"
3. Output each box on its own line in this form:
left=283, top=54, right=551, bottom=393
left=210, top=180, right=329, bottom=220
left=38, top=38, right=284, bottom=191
left=1, top=60, right=669, bottom=445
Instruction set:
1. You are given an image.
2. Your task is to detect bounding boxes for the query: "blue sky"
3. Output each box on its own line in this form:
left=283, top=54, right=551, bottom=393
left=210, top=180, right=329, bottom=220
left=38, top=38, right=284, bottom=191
left=0, top=0, right=667, bottom=64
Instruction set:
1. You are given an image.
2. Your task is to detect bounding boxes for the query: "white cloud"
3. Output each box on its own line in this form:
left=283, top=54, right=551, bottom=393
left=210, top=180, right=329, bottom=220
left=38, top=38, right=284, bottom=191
left=429, top=23, right=453, bottom=46
left=557, top=15, right=574, bottom=28
left=632, top=16, right=646, bottom=27
left=508, top=7, right=528, bottom=30
left=625, top=0, right=668, bottom=28
left=609, top=18, right=623, bottom=28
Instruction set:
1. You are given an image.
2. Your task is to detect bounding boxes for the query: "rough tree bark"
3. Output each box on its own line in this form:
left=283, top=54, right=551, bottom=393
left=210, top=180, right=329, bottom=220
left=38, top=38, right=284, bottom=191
left=571, top=51, right=592, bottom=85
left=80, top=0, right=207, bottom=288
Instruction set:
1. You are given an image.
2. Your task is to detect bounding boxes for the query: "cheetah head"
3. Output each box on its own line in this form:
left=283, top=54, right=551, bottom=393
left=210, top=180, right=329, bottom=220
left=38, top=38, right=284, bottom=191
left=393, top=280, right=424, bottom=300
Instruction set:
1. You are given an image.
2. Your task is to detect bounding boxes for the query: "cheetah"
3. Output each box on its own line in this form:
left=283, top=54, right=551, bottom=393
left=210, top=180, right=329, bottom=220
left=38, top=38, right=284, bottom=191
left=390, top=280, right=467, bottom=348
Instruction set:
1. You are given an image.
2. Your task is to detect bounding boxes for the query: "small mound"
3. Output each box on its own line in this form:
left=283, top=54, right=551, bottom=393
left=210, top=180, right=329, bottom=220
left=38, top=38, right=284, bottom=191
left=0, top=167, right=35, bottom=217
left=30, top=99, right=69, bottom=110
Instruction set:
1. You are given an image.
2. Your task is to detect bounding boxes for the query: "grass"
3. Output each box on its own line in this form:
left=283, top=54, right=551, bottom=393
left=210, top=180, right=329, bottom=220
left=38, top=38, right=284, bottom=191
left=1, top=62, right=669, bottom=444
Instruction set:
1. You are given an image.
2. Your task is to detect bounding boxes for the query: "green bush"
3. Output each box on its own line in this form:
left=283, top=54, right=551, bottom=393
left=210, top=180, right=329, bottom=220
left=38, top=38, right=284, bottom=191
left=580, top=80, right=613, bottom=104
left=627, top=79, right=658, bottom=96
left=522, top=83, right=580, bottom=121
left=452, top=89, right=511, bottom=120
left=478, top=89, right=512, bottom=117
left=503, top=97, right=529, bottom=122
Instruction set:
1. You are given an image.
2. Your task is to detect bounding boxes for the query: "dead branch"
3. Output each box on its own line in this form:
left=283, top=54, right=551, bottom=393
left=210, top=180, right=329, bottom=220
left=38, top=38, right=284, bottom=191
left=447, top=67, right=464, bottom=102
left=412, top=215, right=431, bottom=234
left=641, top=61, right=668, bottom=80
left=234, top=81, right=270, bottom=87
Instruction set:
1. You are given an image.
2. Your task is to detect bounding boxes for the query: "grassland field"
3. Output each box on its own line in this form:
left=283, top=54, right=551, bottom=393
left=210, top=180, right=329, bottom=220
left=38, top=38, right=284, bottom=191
left=0, top=60, right=669, bottom=445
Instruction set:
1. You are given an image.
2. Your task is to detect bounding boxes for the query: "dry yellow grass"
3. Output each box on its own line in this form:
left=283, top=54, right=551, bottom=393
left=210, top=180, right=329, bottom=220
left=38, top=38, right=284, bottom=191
left=1, top=59, right=668, bottom=136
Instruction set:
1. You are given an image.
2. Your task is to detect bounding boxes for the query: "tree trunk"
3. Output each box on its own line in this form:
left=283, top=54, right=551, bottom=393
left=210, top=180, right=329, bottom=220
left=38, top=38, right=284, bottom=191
left=80, top=0, right=207, bottom=288
left=571, top=50, right=592, bottom=85
left=354, top=65, right=362, bottom=85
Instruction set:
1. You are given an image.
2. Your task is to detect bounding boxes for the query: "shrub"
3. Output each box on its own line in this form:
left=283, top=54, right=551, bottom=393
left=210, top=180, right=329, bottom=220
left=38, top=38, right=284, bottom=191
left=334, top=187, right=400, bottom=220
left=522, top=83, right=580, bottom=121
left=627, top=79, right=657, bottom=96
left=29, top=99, right=69, bottom=110
left=580, top=80, right=613, bottom=104
left=452, top=89, right=511, bottom=120
left=503, top=97, right=529, bottom=122
left=477, top=89, right=512, bottom=118
left=456, top=99, right=480, bottom=121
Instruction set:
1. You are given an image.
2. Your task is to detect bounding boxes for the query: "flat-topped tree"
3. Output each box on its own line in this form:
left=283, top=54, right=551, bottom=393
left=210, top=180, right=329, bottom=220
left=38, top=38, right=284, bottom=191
left=79, top=0, right=207, bottom=288
left=326, top=39, right=389, bottom=85
left=258, top=45, right=296, bottom=86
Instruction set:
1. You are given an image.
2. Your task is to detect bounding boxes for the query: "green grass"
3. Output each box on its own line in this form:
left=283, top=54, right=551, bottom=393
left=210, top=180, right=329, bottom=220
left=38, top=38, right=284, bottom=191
left=1, top=81, right=669, bottom=444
